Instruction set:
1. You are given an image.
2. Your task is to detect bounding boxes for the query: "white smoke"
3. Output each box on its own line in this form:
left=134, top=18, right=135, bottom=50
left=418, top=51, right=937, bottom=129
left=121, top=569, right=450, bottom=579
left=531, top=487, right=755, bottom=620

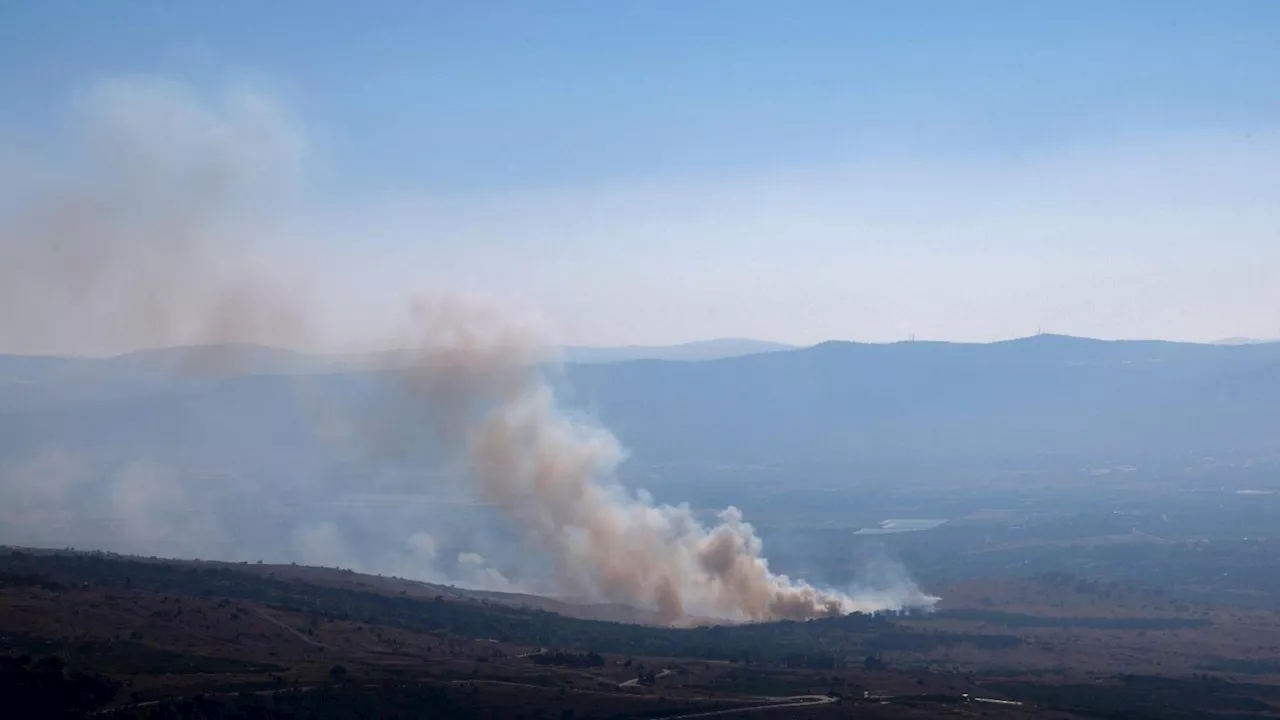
left=0, top=76, right=937, bottom=623
left=392, top=326, right=937, bottom=621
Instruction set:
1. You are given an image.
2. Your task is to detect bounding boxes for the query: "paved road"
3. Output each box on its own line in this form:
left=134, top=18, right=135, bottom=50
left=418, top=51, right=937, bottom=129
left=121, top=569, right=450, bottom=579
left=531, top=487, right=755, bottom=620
left=450, top=677, right=666, bottom=701
left=646, top=694, right=838, bottom=719
left=619, top=668, right=674, bottom=687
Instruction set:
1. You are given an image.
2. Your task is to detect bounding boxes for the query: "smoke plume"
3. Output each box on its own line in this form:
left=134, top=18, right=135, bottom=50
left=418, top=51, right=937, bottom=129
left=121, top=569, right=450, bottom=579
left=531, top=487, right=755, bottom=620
left=0, top=76, right=936, bottom=623
left=389, top=317, right=936, bottom=622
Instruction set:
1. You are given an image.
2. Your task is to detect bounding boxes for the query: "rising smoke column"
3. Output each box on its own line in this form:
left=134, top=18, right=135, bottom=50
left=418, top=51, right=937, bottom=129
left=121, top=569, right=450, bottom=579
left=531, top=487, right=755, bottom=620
left=0, top=76, right=937, bottom=624
left=393, top=303, right=938, bottom=623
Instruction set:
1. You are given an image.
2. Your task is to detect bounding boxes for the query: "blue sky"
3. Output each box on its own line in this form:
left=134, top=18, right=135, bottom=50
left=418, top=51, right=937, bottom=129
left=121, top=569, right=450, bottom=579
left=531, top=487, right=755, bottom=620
left=2, top=2, right=1279, bottom=348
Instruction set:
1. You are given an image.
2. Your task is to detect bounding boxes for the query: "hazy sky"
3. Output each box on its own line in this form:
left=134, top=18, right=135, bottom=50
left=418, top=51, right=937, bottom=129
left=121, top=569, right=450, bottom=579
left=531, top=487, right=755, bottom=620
left=2, top=1, right=1278, bottom=348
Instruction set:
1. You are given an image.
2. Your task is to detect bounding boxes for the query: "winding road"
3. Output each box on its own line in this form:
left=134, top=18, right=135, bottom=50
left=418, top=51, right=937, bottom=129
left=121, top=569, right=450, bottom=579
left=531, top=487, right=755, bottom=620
left=646, top=694, right=838, bottom=719
left=619, top=668, right=674, bottom=687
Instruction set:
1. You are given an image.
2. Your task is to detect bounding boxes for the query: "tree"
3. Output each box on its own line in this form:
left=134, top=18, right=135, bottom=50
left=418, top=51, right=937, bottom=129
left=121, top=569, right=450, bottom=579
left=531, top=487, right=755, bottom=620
left=328, top=664, right=349, bottom=684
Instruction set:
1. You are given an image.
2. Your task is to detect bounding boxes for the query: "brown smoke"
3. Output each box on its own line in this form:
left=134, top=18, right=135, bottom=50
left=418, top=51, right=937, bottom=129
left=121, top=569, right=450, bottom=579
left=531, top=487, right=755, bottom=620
left=398, top=327, right=936, bottom=622
left=0, top=77, right=309, bottom=362
left=0, top=76, right=937, bottom=624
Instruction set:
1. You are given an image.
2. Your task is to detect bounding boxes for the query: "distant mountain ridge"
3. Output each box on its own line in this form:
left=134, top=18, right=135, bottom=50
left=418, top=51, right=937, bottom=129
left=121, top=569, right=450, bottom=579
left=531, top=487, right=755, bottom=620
left=559, top=334, right=1280, bottom=466
left=3, top=334, right=1280, bottom=469
left=0, top=337, right=794, bottom=377
left=561, top=338, right=795, bottom=363
left=1214, top=337, right=1279, bottom=346
left=10, top=333, right=1276, bottom=376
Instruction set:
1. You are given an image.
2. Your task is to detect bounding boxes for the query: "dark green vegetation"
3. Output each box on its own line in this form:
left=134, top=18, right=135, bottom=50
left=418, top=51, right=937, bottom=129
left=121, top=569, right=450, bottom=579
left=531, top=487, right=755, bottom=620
left=991, top=675, right=1280, bottom=720
left=0, top=550, right=1005, bottom=666
left=531, top=651, right=606, bottom=667
left=8, top=637, right=282, bottom=676
left=933, top=609, right=1211, bottom=630
left=107, top=684, right=478, bottom=720
left=3, top=550, right=1280, bottom=719
left=0, top=654, right=120, bottom=719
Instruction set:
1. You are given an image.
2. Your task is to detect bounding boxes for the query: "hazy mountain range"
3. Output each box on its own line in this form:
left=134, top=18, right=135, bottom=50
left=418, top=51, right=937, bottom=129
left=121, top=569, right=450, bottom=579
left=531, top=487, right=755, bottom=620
left=2, top=335, right=1279, bottom=471
left=561, top=338, right=794, bottom=363
left=1214, top=337, right=1279, bottom=346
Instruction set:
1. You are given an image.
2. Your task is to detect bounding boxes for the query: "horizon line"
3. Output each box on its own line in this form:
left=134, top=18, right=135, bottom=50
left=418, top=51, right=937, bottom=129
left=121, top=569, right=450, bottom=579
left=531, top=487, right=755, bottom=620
left=3, top=332, right=1278, bottom=360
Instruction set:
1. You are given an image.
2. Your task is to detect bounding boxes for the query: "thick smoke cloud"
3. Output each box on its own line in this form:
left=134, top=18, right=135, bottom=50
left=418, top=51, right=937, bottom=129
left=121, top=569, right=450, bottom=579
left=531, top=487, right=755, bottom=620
left=393, top=326, right=936, bottom=621
left=0, top=77, right=936, bottom=623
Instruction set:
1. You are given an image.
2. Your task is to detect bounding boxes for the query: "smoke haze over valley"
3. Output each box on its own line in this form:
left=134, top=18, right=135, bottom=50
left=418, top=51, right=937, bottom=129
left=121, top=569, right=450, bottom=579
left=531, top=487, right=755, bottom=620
left=6, top=7, right=1280, bottom=719
left=0, top=77, right=937, bottom=624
